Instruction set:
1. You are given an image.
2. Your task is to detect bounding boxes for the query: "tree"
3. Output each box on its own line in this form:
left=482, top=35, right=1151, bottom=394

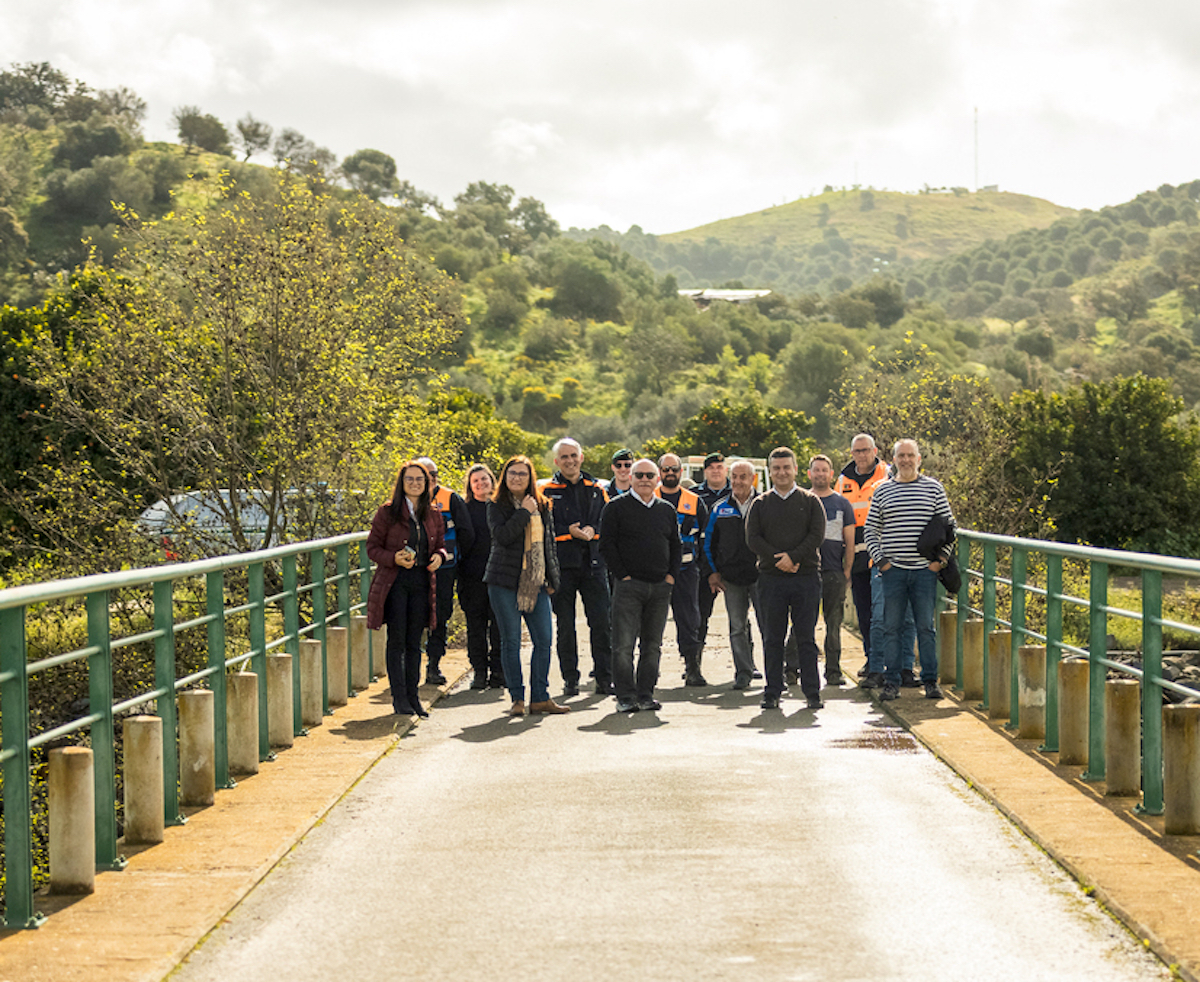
left=512, top=196, right=559, bottom=241
left=342, top=148, right=400, bottom=201
left=234, top=114, right=273, bottom=161
left=172, top=106, right=231, bottom=155
left=0, top=62, right=71, bottom=113
left=13, top=174, right=463, bottom=565
left=646, top=398, right=815, bottom=461
left=1005, top=375, right=1200, bottom=550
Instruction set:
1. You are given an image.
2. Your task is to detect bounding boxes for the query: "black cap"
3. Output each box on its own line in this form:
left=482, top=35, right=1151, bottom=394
left=703, top=452, right=725, bottom=468
left=612, top=448, right=634, bottom=463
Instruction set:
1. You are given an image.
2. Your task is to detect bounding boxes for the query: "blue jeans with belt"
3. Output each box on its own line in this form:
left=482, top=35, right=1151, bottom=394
left=869, top=564, right=916, bottom=675
left=881, top=565, right=939, bottom=686
left=488, top=585, right=553, bottom=703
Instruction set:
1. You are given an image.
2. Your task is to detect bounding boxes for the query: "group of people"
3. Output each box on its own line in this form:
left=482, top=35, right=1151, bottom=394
left=364, top=433, right=956, bottom=718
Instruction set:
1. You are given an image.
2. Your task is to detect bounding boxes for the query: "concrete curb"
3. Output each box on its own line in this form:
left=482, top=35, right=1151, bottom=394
left=873, top=680, right=1200, bottom=982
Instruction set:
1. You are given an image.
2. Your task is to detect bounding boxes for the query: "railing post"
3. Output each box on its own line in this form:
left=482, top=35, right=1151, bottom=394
left=248, top=562, right=269, bottom=759
left=955, top=537, right=969, bottom=690
left=205, top=569, right=232, bottom=789
left=85, top=590, right=122, bottom=870
left=283, top=553, right=302, bottom=738
left=359, top=541, right=377, bottom=679
left=311, top=547, right=329, bottom=716
left=981, top=541, right=997, bottom=711
left=1009, top=548, right=1027, bottom=731
left=0, top=605, right=43, bottom=928
left=153, top=579, right=182, bottom=826
left=1042, top=554, right=1063, bottom=753
left=1083, top=559, right=1108, bottom=781
left=337, top=542, right=352, bottom=698
left=1140, top=568, right=1164, bottom=814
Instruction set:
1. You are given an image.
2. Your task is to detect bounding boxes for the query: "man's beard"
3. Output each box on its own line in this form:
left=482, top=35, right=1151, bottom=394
left=662, top=476, right=680, bottom=490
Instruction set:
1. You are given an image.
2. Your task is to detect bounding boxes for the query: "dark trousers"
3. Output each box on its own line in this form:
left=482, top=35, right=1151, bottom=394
left=384, top=567, right=429, bottom=712
left=552, top=565, right=613, bottom=686
left=820, top=570, right=848, bottom=678
left=425, top=564, right=456, bottom=674
left=670, top=562, right=703, bottom=665
left=758, top=572, right=821, bottom=699
left=698, top=577, right=717, bottom=648
left=850, top=566, right=873, bottom=658
left=611, top=578, right=673, bottom=701
left=458, top=572, right=502, bottom=683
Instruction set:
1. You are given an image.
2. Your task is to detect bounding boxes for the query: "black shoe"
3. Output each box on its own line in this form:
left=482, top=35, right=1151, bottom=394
left=487, top=676, right=505, bottom=689
left=752, top=670, right=763, bottom=679
left=637, top=697, right=662, bottom=711
left=860, top=672, right=885, bottom=690
left=825, top=673, right=846, bottom=687
left=879, top=684, right=900, bottom=702
left=563, top=680, right=580, bottom=697
left=901, top=669, right=920, bottom=689
left=784, top=669, right=798, bottom=686
left=685, top=671, right=708, bottom=687
left=857, top=664, right=869, bottom=678
left=393, top=703, right=416, bottom=716
left=806, top=694, right=824, bottom=710
left=924, top=680, right=944, bottom=700
left=615, top=698, right=640, bottom=713
left=426, top=671, right=447, bottom=686
left=411, top=702, right=430, bottom=718
left=732, top=676, right=751, bottom=690
left=760, top=695, right=781, bottom=710
left=594, top=681, right=613, bottom=696
left=470, top=674, right=489, bottom=690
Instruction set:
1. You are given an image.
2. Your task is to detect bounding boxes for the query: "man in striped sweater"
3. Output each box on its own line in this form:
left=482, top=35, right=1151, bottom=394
left=863, top=439, right=955, bottom=703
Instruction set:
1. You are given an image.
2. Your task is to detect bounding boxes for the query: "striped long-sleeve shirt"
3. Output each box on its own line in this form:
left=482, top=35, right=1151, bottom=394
left=863, top=475, right=955, bottom=570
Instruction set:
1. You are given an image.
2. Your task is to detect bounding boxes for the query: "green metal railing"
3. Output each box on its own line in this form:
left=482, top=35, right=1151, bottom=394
left=952, top=530, right=1200, bottom=818
left=0, top=533, right=374, bottom=928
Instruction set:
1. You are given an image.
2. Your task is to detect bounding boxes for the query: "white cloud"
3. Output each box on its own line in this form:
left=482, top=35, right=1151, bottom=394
left=489, top=118, right=562, bottom=163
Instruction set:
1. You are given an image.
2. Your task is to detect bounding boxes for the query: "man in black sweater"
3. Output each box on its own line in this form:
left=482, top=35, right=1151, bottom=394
left=599, top=459, right=682, bottom=713
left=745, top=446, right=827, bottom=710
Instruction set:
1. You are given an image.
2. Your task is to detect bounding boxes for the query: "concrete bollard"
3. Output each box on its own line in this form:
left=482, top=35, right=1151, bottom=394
left=938, top=611, right=957, bottom=685
left=987, top=630, right=1012, bottom=720
left=1017, top=646, right=1047, bottom=740
left=326, top=627, right=349, bottom=707
left=1164, top=704, right=1200, bottom=835
left=299, top=638, right=324, bottom=728
left=179, top=689, right=215, bottom=807
left=227, top=672, right=259, bottom=776
left=350, top=615, right=370, bottom=691
left=49, top=747, right=95, bottom=894
left=123, top=716, right=164, bottom=845
left=1059, top=659, right=1090, bottom=765
left=267, top=653, right=294, bottom=748
left=962, top=619, right=985, bottom=700
left=1105, top=679, right=1141, bottom=797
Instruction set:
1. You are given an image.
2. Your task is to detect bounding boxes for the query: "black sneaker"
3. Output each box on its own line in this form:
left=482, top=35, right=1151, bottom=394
left=806, top=694, right=824, bottom=710
left=825, top=673, right=846, bottom=687
left=637, top=697, right=662, bottom=711
left=924, top=680, right=944, bottom=700
left=860, top=672, right=885, bottom=689
left=426, top=670, right=447, bottom=686
left=784, top=668, right=798, bottom=686
left=760, top=694, right=781, bottom=710
left=469, top=674, right=489, bottom=690
left=880, top=684, right=900, bottom=701
left=615, top=698, right=640, bottom=713
left=594, top=680, right=613, bottom=696
left=684, top=671, right=708, bottom=687
left=900, top=669, right=920, bottom=688
left=563, top=680, right=580, bottom=697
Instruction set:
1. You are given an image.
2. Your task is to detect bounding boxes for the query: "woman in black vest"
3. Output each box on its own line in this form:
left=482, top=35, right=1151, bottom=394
left=484, top=455, right=567, bottom=718
left=459, top=463, right=504, bottom=689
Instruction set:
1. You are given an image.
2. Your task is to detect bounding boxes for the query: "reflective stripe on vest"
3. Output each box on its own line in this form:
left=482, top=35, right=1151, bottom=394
left=835, top=463, right=887, bottom=528
left=433, top=485, right=457, bottom=565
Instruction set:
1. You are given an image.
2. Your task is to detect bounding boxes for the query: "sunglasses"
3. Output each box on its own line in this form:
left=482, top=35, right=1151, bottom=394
left=613, top=461, right=632, bottom=468
left=632, top=471, right=656, bottom=480
left=660, top=466, right=681, bottom=473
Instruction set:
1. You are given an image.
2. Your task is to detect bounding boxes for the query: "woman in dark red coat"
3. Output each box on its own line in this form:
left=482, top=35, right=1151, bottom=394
left=366, top=461, right=448, bottom=717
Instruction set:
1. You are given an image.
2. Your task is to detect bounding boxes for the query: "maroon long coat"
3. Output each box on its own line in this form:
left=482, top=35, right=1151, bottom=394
left=365, top=502, right=447, bottom=631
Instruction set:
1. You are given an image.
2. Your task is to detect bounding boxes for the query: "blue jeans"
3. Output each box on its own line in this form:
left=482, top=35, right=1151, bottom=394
left=881, top=566, right=939, bottom=686
left=611, top=578, right=673, bottom=701
left=722, top=580, right=760, bottom=683
left=869, top=565, right=916, bottom=675
left=488, top=585, right=553, bottom=703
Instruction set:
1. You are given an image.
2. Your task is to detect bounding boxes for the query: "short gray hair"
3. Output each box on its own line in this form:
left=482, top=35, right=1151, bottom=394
left=552, top=437, right=582, bottom=457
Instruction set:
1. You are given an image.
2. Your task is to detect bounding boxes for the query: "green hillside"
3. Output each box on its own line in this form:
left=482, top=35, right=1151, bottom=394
left=664, top=189, right=1076, bottom=261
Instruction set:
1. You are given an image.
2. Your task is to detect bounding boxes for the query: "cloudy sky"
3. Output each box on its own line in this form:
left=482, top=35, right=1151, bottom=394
left=6, top=0, right=1200, bottom=234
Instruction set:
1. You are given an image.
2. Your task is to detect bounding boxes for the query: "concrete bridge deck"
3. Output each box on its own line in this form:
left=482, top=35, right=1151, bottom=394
left=1, top=604, right=1198, bottom=981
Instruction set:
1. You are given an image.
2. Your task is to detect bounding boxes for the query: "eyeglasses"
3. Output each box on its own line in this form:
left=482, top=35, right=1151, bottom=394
left=613, top=461, right=632, bottom=469
left=632, top=471, right=656, bottom=480
left=402, top=476, right=425, bottom=484
left=660, top=466, right=680, bottom=473
left=851, top=447, right=873, bottom=453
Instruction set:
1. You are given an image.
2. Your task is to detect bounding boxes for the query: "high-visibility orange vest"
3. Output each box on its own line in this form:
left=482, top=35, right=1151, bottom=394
left=835, top=461, right=888, bottom=560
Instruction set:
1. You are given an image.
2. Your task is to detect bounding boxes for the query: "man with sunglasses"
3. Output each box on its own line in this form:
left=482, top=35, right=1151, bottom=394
left=600, top=459, right=682, bottom=713
left=606, top=448, right=635, bottom=496
left=655, top=452, right=710, bottom=687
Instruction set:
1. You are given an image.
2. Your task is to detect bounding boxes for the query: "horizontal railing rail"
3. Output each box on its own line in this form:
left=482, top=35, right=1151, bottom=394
left=952, top=530, right=1200, bottom=823
left=0, top=533, right=375, bottom=928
